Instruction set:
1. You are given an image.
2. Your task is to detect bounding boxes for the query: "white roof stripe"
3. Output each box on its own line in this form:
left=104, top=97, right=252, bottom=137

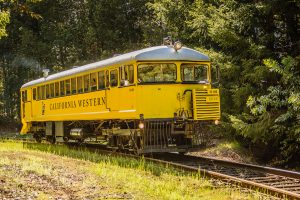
left=21, top=46, right=210, bottom=88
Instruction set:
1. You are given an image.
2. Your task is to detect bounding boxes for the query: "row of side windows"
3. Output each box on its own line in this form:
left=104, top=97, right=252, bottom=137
left=33, top=65, right=134, bottom=101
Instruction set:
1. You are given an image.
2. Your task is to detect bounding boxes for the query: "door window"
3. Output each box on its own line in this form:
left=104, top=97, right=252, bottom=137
left=77, top=76, right=83, bottom=93
left=60, top=81, right=65, bottom=96
left=90, top=73, right=97, bottom=91
left=110, top=70, right=118, bottom=87
left=84, top=75, right=90, bottom=92
left=71, top=78, right=77, bottom=94
left=98, top=71, right=105, bottom=89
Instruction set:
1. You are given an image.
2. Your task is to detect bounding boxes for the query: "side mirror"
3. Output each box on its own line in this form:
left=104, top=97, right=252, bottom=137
left=212, top=65, right=220, bottom=87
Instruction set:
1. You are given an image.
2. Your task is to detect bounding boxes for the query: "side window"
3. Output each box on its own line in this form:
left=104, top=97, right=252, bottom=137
left=46, top=84, right=50, bottom=99
left=55, top=82, right=59, bottom=97
left=120, top=65, right=134, bottom=86
left=128, top=65, right=134, bottom=84
left=60, top=81, right=65, bottom=96
left=22, top=91, right=24, bottom=102
left=22, top=91, right=27, bottom=102
left=71, top=78, right=77, bottom=94
left=120, top=66, right=125, bottom=86
left=98, top=71, right=105, bottom=89
left=41, top=85, right=46, bottom=100
left=105, top=70, right=109, bottom=88
left=90, top=73, right=97, bottom=91
left=50, top=83, right=54, bottom=98
left=33, top=88, right=37, bottom=100
left=84, top=74, right=90, bottom=92
left=65, top=79, right=71, bottom=95
left=37, top=86, right=41, bottom=100
left=110, top=69, right=118, bottom=87
left=77, top=76, right=83, bottom=93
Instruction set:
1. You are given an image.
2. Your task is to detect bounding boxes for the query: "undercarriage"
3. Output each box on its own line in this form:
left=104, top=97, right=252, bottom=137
left=30, top=119, right=213, bottom=154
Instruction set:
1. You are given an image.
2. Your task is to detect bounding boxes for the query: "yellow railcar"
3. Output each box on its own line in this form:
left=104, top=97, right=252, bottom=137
left=20, top=44, right=220, bottom=153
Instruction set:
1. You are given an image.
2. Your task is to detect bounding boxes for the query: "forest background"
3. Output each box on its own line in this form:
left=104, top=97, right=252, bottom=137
left=0, top=0, right=299, bottom=167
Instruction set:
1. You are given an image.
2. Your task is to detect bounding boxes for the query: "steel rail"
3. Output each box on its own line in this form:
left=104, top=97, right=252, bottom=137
left=70, top=142, right=300, bottom=199
left=149, top=153, right=300, bottom=200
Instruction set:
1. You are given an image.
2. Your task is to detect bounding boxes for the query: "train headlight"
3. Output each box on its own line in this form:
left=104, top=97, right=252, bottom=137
left=214, top=120, right=220, bottom=125
left=174, top=41, right=183, bottom=51
left=139, top=122, right=144, bottom=129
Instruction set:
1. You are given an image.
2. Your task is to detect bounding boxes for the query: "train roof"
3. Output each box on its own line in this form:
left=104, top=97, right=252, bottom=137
left=21, top=45, right=210, bottom=88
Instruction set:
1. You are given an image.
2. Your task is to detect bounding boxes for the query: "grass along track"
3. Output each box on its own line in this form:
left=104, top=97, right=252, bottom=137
left=149, top=153, right=300, bottom=200
left=59, top=141, right=300, bottom=199
left=36, top=141, right=300, bottom=199
left=0, top=141, right=265, bottom=200
left=2, top=137, right=300, bottom=199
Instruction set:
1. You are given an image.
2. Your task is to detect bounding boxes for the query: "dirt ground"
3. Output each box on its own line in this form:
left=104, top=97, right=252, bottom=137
left=0, top=151, right=132, bottom=200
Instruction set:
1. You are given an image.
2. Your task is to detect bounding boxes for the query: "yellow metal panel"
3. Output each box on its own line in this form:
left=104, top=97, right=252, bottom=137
left=193, top=89, right=220, bottom=120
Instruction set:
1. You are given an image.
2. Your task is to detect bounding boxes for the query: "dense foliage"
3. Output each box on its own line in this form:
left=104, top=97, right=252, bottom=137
left=0, top=0, right=299, bottom=165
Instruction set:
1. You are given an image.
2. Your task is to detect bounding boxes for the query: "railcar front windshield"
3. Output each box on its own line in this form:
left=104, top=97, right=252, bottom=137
left=181, top=64, right=208, bottom=83
left=138, top=63, right=176, bottom=83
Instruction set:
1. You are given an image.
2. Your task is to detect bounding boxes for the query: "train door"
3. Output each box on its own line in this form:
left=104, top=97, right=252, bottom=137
left=106, top=69, right=120, bottom=111
left=21, top=89, right=32, bottom=121
left=118, top=65, right=136, bottom=111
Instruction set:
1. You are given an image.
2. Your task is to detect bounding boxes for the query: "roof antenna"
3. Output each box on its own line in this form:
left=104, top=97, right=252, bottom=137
left=42, top=69, right=50, bottom=79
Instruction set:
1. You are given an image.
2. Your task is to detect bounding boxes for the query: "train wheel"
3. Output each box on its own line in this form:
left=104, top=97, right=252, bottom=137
left=63, top=136, right=69, bottom=142
left=46, top=136, right=56, bottom=144
left=33, top=133, right=42, bottom=143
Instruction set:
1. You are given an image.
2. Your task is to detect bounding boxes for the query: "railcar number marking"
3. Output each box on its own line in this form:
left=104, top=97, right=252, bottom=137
left=206, top=96, right=219, bottom=102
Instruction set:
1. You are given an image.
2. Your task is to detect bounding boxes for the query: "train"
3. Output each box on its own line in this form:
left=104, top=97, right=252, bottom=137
left=20, top=41, right=220, bottom=154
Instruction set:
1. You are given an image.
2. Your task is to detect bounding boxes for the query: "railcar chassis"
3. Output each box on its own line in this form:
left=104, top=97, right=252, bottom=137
left=31, top=119, right=212, bottom=154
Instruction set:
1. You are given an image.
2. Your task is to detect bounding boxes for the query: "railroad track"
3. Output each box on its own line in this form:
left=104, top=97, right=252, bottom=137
left=67, top=142, right=300, bottom=199
left=1, top=138, right=300, bottom=199
left=148, top=153, right=300, bottom=200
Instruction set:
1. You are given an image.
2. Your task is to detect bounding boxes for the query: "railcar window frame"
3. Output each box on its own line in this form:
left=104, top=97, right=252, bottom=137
left=71, top=78, right=77, bottom=94
left=180, top=63, right=209, bottom=84
left=60, top=81, right=65, bottom=96
left=77, top=76, right=83, bottom=94
left=46, top=84, right=50, bottom=99
left=32, top=88, right=36, bottom=100
left=41, top=85, right=46, bottom=100
left=105, top=70, right=109, bottom=88
left=98, top=71, right=105, bottom=90
left=65, top=79, right=71, bottom=95
left=22, top=90, right=28, bottom=102
left=55, top=82, right=59, bottom=97
left=110, top=69, right=118, bottom=87
left=84, top=74, right=90, bottom=92
left=90, top=73, right=97, bottom=91
left=119, top=65, right=134, bottom=87
left=137, top=63, right=177, bottom=84
left=50, top=83, right=54, bottom=98
left=37, top=86, right=41, bottom=100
